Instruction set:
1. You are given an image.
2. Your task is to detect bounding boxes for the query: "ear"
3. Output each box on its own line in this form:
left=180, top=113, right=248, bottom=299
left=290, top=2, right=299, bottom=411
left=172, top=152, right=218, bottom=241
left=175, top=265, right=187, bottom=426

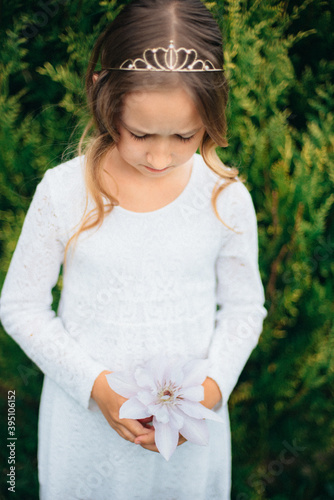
left=92, top=72, right=99, bottom=83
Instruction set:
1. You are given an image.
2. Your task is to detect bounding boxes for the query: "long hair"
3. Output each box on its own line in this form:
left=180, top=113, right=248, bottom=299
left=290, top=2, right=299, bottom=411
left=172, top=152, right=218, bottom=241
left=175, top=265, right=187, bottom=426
left=66, top=0, right=238, bottom=257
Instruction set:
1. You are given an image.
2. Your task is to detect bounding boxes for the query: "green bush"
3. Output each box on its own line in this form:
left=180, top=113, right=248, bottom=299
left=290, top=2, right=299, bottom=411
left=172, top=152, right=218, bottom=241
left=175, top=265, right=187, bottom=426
left=1, top=1, right=333, bottom=499
left=216, top=1, right=334, bottom=498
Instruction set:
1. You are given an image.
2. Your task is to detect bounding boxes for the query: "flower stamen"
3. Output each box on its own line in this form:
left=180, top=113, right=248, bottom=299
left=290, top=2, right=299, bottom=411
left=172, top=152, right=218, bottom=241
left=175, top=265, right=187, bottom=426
left=157, top=381, right=183, bottom=405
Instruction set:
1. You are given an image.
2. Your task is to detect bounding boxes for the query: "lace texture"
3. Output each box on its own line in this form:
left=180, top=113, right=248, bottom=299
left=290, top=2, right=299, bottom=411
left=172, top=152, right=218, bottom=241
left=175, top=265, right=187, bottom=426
left=0, top=154, right=266, bottom=499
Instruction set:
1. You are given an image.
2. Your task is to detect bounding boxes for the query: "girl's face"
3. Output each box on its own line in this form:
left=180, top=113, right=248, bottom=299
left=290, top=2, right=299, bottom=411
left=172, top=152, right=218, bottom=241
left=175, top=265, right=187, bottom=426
left=115, top=87, right=205, bottom=178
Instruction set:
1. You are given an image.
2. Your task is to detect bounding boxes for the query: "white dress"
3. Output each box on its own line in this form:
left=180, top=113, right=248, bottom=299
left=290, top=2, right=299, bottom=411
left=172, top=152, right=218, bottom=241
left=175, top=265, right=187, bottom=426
left=0, top=153, right=267, bottom=500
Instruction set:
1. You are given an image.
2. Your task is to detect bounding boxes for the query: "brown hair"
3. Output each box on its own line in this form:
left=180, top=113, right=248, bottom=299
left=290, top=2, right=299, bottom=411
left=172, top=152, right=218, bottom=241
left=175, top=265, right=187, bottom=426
left=66, top=0, right=238, bottom=256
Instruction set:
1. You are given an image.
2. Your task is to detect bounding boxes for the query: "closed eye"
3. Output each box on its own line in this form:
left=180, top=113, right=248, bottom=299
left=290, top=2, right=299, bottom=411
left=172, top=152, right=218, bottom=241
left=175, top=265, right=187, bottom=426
left=176, top=135, right=195, bottom=143
left=130, top=132, right=195, bottom=143
left=130, top=133, right=149, bottom=141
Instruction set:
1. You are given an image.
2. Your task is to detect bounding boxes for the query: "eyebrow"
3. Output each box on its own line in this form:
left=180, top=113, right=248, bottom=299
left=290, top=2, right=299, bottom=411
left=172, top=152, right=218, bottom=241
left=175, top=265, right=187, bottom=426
left=121, top=121, right=202, bottom=137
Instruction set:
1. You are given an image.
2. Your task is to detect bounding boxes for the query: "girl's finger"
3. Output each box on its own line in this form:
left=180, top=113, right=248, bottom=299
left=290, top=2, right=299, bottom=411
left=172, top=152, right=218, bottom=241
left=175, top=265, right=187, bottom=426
left=137, top=432, right=186, bottom=451
left=139, top=435, right=186, bottom=453
left=134, top=429, right=155, bottom=446
left=121, top=418, right=153, bottom=438
left=118, top=427, right=136, bottom=442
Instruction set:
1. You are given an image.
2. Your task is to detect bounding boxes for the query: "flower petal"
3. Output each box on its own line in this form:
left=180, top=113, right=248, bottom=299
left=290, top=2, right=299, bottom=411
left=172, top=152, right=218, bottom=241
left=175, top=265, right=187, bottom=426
left=179, top=416, right=209, bottom=445
left=119, top=398, right=150, bottom=420
left=181, top=385, right=204, bottom=402
left=168, top=408, right=184, bottom=429
left=134, top=368, right=156, bottom=391
left=150, top=403, right=169, bottom=423
left=148, top=356, right=169, bottom=384
left=153, top=418, right=179, bottom=461
left=182, top=359, right=209, bottom=387
left=164, top=360, right=184, bottom=387
left=106, top=372, right=139, bottom=398
left=137, top=390, right=156, bottom=406
left=179, top=400, right=223, bottom=422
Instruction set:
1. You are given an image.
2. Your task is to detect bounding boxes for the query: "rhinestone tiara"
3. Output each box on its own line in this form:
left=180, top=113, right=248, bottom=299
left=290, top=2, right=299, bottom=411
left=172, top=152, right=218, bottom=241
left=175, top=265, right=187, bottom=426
left=106, top=40, right=222, bottom=72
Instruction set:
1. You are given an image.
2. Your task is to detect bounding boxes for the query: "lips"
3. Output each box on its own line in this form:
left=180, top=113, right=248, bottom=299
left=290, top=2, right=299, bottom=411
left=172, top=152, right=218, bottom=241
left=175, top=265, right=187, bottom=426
left=144, top=165, right=171, bottom=173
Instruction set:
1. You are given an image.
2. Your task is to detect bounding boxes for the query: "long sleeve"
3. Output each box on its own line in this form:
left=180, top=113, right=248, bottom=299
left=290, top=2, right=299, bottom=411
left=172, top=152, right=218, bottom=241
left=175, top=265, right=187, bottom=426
left=207, top=180, right=267, bottom=406
left=0, top=170, right=108, bottom=409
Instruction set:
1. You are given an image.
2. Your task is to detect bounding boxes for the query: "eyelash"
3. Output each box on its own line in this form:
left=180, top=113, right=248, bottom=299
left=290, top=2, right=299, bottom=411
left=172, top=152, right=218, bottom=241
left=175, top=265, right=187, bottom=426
left=130, top=132, right=195, bottom=143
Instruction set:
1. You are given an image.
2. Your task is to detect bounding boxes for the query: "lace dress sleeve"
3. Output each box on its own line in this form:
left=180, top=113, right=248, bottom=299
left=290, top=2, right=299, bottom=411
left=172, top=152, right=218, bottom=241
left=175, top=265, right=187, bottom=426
left=207, top=181, right=267, bottom=405
left=0, top=170, right=108, bottom=409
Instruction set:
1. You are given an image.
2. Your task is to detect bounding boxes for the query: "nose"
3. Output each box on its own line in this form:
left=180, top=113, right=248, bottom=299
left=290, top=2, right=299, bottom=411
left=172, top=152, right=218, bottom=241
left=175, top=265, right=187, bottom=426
left=146, top=140, right=172, bottom=170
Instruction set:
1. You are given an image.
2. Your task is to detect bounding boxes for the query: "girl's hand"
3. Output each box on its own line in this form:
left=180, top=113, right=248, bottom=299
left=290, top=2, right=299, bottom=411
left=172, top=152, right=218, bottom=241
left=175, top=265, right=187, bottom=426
left=91, top=370, right=153, bottom=443
left=201, top=377, right=222, bottom=409
left=135, top=377, right=222, bottom=452
left=134, top=430, right=186, bottom=453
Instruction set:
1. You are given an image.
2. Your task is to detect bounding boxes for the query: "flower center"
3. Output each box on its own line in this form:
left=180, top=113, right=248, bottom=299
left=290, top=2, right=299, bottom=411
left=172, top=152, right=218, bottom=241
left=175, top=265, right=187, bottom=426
left=157, top=382, right=182, bottom=406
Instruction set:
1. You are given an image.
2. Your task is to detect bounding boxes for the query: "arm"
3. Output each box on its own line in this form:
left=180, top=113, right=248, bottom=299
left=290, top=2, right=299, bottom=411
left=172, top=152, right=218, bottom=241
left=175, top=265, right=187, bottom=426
left=0, top=170, right=166, bottom=444
left=136, top=182, right=265, bottom=451
left=206, top=180, right=267, bottom=406
left=0, top=170, right=108, bottom=409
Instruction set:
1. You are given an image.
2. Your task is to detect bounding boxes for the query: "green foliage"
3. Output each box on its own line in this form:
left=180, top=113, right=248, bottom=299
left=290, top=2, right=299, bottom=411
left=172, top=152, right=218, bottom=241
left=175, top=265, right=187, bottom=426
left=215, top=1, right=334, bottom=498
left=0, top=1, right=333, bottom=499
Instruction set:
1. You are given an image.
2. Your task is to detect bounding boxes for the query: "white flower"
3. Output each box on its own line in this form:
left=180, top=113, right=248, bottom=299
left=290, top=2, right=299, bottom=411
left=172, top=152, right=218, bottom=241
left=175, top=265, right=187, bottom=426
left=106, top=356, right=223, bottom=461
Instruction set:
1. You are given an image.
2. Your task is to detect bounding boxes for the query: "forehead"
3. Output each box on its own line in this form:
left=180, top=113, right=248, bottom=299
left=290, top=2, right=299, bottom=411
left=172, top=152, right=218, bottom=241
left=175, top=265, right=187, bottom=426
left=121, top=87, right=203, bottom=134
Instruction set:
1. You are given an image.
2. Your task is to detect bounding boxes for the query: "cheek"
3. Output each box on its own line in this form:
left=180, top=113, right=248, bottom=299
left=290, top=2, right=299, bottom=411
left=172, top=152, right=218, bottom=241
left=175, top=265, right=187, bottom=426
left=184, top=138, right=202, bottom=157
left=180, top=144, right=195, bottom=157
left=118, top=137, right=141, bottom=159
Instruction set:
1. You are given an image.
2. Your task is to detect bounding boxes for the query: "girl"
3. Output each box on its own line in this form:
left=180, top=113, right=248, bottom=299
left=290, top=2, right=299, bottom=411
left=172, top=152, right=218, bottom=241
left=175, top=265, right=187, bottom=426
left=0, top=0, right=267, bottom=498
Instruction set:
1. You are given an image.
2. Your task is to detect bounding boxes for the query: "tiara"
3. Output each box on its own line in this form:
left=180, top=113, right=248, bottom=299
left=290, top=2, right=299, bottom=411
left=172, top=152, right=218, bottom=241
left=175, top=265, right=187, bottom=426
left=106, top=41, right=222, bottom=72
